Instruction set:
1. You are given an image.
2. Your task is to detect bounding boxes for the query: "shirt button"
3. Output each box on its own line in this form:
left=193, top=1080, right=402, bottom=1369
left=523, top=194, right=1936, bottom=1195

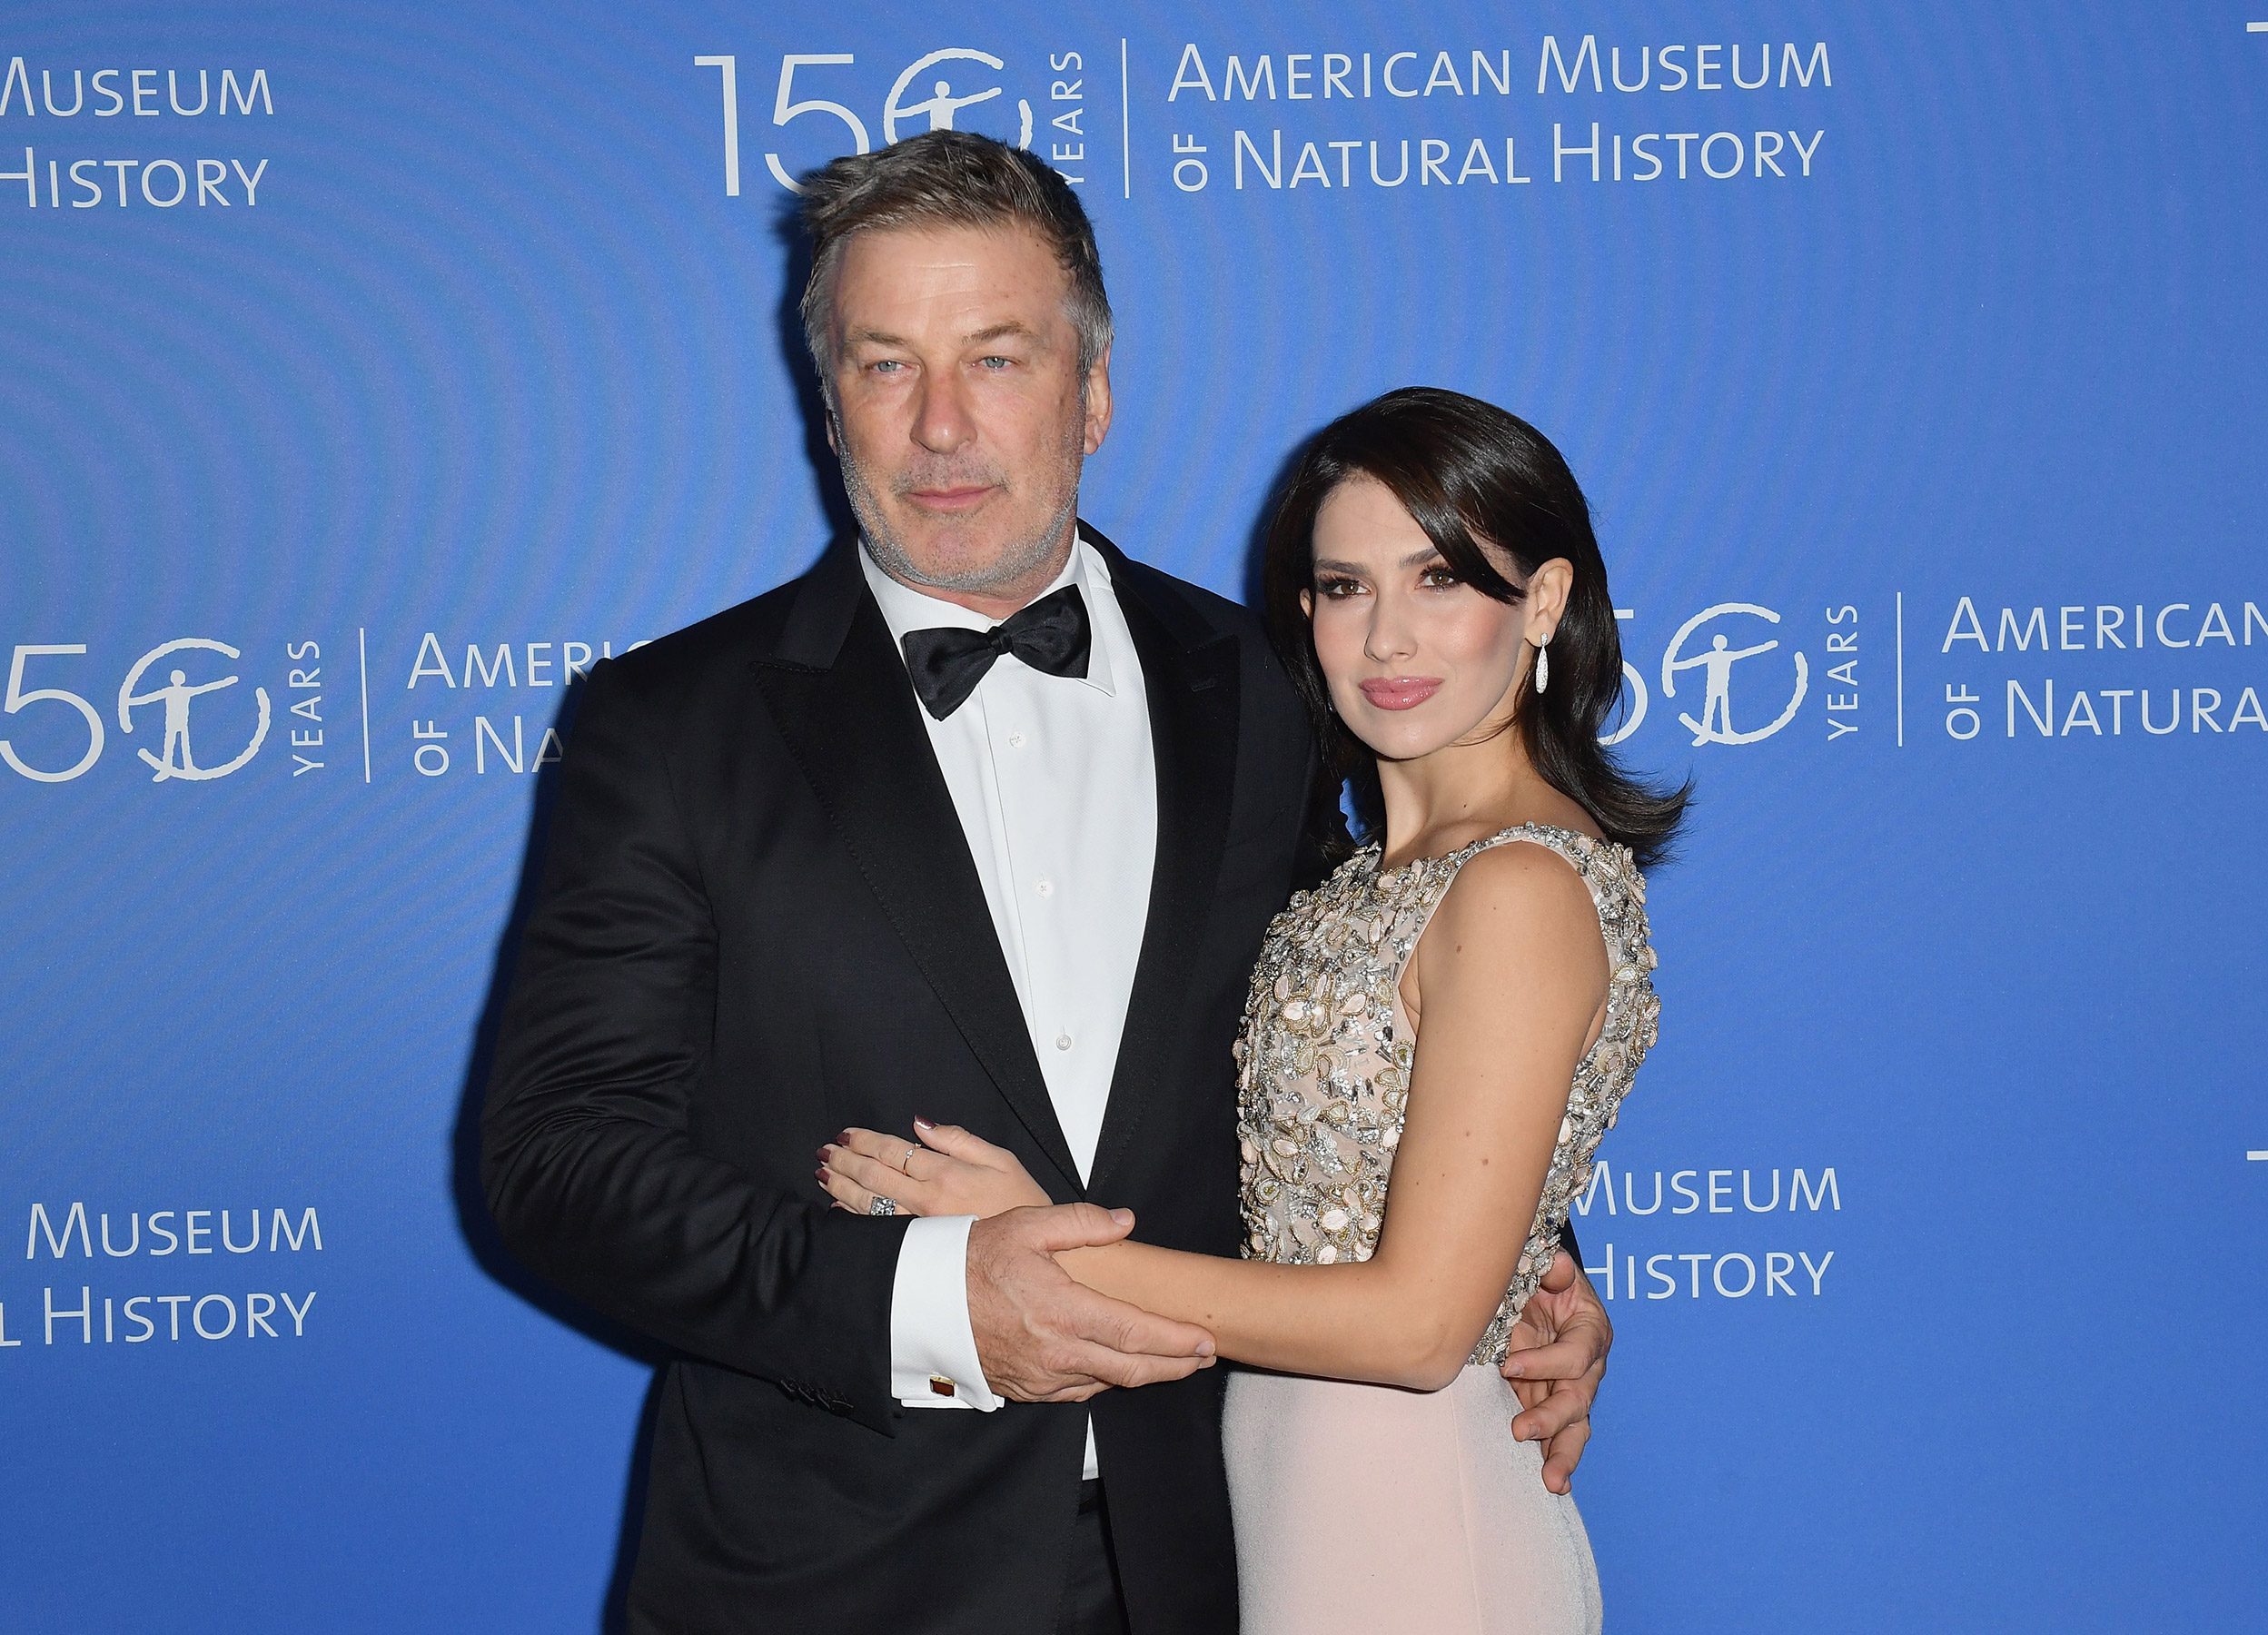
left=1055, top=1033, right=1074, bottom=1051
left=1007, top=731, right=1027, bottom=748
left=1035, top=878, right=1055, bottom=897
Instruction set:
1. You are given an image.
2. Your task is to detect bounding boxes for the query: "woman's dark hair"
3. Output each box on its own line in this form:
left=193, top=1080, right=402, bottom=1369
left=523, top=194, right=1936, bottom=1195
left=1263, top=387, right=1689, bottom=869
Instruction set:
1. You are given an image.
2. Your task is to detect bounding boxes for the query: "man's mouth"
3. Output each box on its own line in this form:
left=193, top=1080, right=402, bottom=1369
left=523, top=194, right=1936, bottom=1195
left=904, top=484, right=997, bottom=514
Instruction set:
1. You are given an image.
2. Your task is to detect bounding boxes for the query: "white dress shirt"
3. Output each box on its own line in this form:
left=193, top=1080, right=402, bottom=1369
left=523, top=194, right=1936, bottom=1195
left=861, top=538, right=1157, bottom=1483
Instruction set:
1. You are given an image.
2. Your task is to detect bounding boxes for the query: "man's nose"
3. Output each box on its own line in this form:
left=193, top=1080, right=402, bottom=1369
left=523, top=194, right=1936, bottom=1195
left=911, top=371, right=975, bottom=457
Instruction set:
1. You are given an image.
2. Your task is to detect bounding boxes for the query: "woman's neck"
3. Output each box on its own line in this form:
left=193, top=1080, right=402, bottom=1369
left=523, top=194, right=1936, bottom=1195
left=1374, top=735, right=1595, bottom=868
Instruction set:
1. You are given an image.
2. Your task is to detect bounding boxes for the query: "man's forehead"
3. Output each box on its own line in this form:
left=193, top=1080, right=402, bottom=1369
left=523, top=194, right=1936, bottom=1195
left=833, top=221, right=1069, bottom=315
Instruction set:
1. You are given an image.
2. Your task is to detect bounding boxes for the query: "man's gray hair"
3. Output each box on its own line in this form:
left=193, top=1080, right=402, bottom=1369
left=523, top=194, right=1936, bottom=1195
left=797, top=131, right=1114, bottom=398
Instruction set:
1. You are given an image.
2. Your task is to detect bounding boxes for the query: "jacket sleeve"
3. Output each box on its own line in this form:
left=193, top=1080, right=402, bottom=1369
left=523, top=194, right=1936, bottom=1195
left=480, top=658, right=907, bottom=1433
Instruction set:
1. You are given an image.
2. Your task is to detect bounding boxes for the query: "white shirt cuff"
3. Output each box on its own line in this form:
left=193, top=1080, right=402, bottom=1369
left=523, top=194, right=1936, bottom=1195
left=888, top=1214, right=1002, bottom=1410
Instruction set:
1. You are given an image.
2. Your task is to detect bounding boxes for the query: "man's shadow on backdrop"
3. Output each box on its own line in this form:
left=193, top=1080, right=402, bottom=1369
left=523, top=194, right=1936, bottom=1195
left=446, top=202, right=1314, bottom=1632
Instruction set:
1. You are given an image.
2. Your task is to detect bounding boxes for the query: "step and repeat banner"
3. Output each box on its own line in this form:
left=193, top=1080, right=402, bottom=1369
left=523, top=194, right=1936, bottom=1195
left=3, top=3, right=2262, bottom=1630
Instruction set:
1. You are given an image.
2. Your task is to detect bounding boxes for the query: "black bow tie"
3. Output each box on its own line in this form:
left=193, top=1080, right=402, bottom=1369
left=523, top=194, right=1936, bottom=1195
left=900, top=584, right=1092, bottom=720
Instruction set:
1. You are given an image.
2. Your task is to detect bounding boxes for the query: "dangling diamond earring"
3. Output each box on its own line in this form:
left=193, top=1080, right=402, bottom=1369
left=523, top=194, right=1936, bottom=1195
left=1534, top=636, right=1550, bottom=695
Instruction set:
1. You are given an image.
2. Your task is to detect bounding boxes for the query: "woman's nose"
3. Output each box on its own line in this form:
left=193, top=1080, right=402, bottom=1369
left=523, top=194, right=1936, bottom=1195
left=1363, top=594, right=1419, bottom=664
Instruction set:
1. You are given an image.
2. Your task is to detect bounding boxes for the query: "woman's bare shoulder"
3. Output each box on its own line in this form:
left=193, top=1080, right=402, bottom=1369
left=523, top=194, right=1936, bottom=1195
left=1412, top=840, right=1608, bottom=1006
left=1441, top=837, right=1598, bottom=927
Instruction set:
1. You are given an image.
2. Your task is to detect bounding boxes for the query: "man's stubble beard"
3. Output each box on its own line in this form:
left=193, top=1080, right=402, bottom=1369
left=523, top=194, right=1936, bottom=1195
left=837, top=414, right=1084, bottom=597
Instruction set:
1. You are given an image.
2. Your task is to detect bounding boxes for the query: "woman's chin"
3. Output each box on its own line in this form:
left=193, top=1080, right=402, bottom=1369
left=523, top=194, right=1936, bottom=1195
left=1346, top=717, right=1457, bottom=763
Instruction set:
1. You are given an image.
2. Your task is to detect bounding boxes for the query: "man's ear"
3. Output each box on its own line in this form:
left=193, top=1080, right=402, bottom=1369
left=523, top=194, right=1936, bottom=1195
left=1082, top=344, right=1114, bottom=456
left=823, top=402, right=840, bottom=455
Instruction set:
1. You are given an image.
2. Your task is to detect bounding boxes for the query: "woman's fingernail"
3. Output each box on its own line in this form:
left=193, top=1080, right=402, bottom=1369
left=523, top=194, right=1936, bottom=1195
left=817, top=1145, right=832, bottom=1161
left=914, top=1115, right=936, bottom=1131
left=835, top=1130, right=852, bottom=1144
left=1504, top=1363, right=1524, bottom=1378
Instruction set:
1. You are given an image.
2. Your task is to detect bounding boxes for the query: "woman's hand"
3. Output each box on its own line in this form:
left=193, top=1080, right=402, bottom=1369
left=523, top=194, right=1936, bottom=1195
left=817, top=1117, right=1052, bottom=1219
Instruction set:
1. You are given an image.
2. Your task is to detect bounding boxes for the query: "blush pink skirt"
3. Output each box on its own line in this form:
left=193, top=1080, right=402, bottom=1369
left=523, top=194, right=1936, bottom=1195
left=1223, top=1364, right=1602, bottom=1634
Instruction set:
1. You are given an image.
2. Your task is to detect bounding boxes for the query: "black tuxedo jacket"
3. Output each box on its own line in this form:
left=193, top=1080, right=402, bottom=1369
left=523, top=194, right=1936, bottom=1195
left=482, top=526, right=1320, bottom=1633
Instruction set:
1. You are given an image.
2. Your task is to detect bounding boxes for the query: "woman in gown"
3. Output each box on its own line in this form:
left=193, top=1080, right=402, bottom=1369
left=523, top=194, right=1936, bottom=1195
left=816, top=388, right=1686, bottom=1634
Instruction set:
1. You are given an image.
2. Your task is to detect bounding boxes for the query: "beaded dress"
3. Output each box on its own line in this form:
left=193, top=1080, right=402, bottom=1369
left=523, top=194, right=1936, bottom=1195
left=1220, top=824, right=1658, bottom=1635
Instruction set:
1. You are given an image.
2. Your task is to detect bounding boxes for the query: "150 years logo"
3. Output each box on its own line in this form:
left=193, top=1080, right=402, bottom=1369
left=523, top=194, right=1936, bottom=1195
left=0, top=639, right=272, bottom=783
left=696, top=45, right=1089, bottom=196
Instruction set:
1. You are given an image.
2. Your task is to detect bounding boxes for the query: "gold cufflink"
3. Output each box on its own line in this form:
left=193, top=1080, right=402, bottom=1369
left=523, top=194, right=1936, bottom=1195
left=929, top=1375, right=957, bottom=1399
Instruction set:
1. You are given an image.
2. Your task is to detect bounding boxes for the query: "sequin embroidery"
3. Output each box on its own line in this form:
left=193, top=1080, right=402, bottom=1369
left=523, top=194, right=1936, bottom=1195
left=1232, top=824, right=1660, bottom=1365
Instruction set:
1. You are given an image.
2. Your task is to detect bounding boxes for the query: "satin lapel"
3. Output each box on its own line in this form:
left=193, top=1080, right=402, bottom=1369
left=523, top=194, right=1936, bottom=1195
left=1087, top=547, right=1242, bottom=1195
left=751, top=556, right=1081, bottom=1191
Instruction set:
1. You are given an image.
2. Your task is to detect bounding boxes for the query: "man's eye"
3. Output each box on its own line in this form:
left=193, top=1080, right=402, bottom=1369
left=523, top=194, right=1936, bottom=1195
left=869, top=360, right=906, bottom=375
left=977, top=355, right=1014, bottom=370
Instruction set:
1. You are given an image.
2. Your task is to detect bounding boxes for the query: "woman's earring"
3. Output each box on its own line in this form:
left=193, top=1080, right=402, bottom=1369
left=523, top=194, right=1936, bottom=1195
left=1534, top=636, right=1550, bottom=695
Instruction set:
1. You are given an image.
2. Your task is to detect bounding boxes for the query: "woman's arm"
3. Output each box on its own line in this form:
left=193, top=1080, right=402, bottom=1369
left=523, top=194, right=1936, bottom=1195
left=1058, top=843, right=1608, bottom=1389
left=816, top=844, right=1608, bottom=1392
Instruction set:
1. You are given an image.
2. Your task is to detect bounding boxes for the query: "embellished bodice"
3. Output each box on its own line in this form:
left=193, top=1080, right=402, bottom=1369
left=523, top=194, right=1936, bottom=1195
left=1232, top=824, right=1660, bottom=1365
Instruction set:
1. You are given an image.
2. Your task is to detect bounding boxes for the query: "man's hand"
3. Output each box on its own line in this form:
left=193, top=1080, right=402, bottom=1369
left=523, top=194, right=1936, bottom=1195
left=968, top=1204, right=1217, bottom=1402
left=1500, top=1249, right=1612, bottom=1494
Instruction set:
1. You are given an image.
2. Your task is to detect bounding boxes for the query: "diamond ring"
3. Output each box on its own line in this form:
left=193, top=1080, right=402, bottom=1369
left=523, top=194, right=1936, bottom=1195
left=867, top=1194, right=899, bottom=1217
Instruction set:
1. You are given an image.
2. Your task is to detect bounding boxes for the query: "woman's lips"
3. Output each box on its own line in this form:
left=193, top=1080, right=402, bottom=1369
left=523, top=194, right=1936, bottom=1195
left=1357, top=677, right=1443, bottom=711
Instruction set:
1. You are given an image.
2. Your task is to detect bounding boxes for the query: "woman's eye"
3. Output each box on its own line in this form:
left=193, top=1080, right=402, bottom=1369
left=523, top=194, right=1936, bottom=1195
left=1419, top=566, right=1462, bottom=590
left=1316, top=577, right=1365, bottom=600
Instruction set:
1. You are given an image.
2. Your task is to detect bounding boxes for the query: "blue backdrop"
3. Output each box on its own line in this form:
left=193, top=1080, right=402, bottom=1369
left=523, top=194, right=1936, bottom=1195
left=4, top=4, right=2263, bottom=1630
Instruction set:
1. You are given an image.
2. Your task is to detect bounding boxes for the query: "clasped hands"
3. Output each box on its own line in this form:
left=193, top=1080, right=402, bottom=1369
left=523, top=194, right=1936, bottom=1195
left=817, top=1119, right=1609, bottom=1490
left=817, top=1118, right=1206, bottom=1403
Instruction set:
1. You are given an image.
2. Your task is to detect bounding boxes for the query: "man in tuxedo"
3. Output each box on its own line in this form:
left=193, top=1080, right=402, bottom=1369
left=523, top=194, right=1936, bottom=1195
left=482, top=130, right=1610, bottom=1635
